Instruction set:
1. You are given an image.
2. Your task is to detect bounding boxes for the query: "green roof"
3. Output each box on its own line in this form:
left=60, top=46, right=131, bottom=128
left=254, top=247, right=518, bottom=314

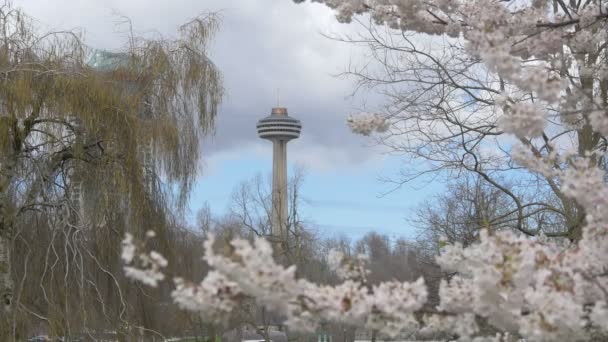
left=87, top=49, right=129, bottom=71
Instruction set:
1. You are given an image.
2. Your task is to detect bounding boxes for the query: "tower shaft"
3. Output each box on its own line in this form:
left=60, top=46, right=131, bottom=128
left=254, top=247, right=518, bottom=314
left=271, top=139, right=288, bottom=240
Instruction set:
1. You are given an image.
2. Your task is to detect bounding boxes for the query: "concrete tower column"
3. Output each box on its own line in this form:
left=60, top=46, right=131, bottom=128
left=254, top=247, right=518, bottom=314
left=272, top=138, right=288, bottom=239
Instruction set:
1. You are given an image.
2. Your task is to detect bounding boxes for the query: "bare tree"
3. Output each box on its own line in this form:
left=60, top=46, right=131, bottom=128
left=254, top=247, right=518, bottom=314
left=228, top=168, right=313, bottom=266
left=413, top=175, right=518, bottom=253
left=332, top=2, right=607, bottom=241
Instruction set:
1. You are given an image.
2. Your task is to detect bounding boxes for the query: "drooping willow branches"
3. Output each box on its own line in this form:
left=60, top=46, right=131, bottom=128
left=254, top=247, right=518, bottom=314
left=0, top=1, right=222, bottom=339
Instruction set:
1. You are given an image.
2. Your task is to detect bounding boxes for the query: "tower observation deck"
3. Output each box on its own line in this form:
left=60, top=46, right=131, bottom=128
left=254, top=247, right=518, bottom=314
left=256, top=107, right=302, bottom=244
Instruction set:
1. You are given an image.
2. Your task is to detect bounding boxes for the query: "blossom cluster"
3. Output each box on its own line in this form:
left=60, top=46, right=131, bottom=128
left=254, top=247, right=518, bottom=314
left=327, top=249, right=370, bottom=281
left=435, top=229, right=601, bottom=341
left=123, top=233, right=429, bottom=338
left=123, top=221, right=607, bottom=340
left=171, top=272, right=242, bottom=323
left=497, top=100, right=547, bottom=138
left=346, top=112, right=389, bottom=136
left=121, top=231, right=167, bottom=287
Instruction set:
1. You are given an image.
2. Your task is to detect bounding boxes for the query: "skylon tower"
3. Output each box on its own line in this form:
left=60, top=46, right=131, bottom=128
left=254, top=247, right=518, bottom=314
left=256, top=107, right=302, bottom=242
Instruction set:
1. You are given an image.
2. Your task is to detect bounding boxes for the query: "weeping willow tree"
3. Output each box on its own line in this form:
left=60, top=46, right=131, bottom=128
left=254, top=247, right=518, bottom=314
left=0, top=1, right=222, bottom=339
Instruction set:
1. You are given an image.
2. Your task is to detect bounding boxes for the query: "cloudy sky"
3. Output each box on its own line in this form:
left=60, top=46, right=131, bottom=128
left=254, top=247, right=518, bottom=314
left=16, top=0, right=444, bottom=241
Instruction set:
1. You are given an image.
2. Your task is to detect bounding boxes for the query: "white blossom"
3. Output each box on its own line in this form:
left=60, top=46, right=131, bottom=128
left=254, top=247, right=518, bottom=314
left=498, top=100, right=547, bottom=138
left=121, top=233, right=135, bottom=263
left=124, top=266, right=165, bottom=288
left=327, top=249, right=369, bottom=281
left=590, top=301, right=608, bottom=332
left=171, top=272, right=242, bottom=323
left=346, top=113, right=389, bottom=136
left=121, top=233, right=167, bottom=287
left=589, top=110, right=608, bottom=136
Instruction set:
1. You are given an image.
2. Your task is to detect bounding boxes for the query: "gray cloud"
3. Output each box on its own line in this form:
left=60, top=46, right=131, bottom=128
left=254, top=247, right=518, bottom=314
left=199, top=1, right=384, bottom=170
left=16, top=0, right=385, bottom=171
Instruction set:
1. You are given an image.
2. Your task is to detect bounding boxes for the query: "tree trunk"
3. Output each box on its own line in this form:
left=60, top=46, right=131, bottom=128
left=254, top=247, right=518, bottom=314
left=260, top=306, right=271, bottom=342
left=0, top=217, right=13, bottom=340
left=207, top=324, right=217, bottom=342
left=0, top=156, right=14, bottom=340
